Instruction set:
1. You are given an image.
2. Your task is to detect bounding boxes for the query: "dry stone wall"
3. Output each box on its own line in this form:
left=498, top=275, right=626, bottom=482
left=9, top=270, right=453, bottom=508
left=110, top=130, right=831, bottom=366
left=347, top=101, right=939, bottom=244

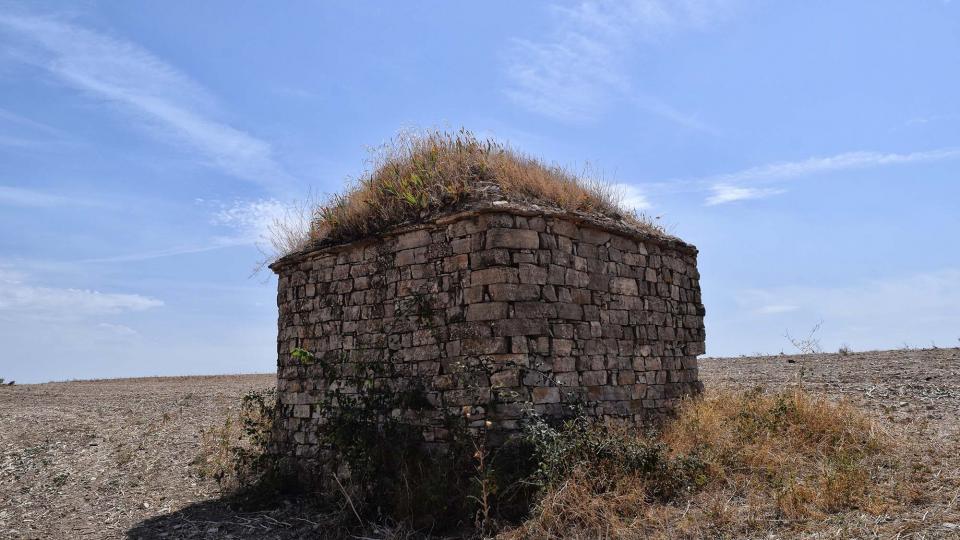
left=270, top=209, right=705, bottom=460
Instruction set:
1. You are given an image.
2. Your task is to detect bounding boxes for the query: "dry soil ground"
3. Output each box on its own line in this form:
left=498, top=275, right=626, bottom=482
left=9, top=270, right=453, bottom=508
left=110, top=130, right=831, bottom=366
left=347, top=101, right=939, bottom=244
left=1, top=348, right=958, bottom=539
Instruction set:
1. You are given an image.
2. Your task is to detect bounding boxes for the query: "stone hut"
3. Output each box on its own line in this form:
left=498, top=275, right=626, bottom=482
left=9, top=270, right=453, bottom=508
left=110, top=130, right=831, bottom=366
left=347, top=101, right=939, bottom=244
left=268, top=134, right=705, bottom=466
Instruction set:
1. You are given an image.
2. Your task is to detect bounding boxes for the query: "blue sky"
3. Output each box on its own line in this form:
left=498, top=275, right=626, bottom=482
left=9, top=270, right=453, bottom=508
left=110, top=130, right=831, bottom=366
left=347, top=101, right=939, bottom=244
left=1, top=1, right=958, bottom=383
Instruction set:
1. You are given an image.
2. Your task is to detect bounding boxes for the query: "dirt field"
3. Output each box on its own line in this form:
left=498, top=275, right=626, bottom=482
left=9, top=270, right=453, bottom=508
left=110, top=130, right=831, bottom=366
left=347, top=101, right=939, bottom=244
left=1, top=348, right=958, bottom=539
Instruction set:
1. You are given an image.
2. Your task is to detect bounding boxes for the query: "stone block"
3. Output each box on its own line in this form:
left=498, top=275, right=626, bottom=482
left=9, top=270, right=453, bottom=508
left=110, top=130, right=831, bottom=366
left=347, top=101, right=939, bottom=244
left=395, top=229, right=432, bottom=250
left=463, top=285, right=484, bottom=304
left=443, top=254, right=470, bottom=272
left=471, top=249, right=512, bottom=268
left=588, top=273, right=609, bottom=291
left=488, top=283, right=541, bottom=302
left=542, top=284, right=558, bottom=302
left=395, top=247, right=428, bottom=266
left=293, top=404, right=311, bottom=418
left=581, top=370, right=607, bottom=386
left=490, top=370, right=520, bottom=388
left=470, top=267, right=519, bottom=286
left=512, top=252, right=536, bottom=264
left=552, top=338, right=574, bottom=356
left=514, top=302, right=556, bottom=318
left=533, top=387, right=561, bottom=404
left=466, top=302, right=508, bottom=321
left=548, top=219, right=578, bottom=238
left=445, top=387, right=492, bottom=406
left=579, top=228, right=611, bottom=245
left=554, top=372, right=579, bottom=387
left=448, top=237, right=471, bottom=255
left=486, top=228, right=540, bottom=250
left=479, top=213, right=515, bottom=228
left=555, top=303, right=584, bottom=320
left=510, top=336, right=529, bottom=353
left=519, top=263, right=548, bottom=284
left=492, top=319, right=549, bottom=336
left=462, top=337, right=509, bottom=355
left=609, top=277, right=639, bottom=296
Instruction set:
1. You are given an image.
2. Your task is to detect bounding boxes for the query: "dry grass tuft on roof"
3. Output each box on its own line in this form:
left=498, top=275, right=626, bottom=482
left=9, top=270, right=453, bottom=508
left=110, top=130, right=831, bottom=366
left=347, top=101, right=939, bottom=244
left=282, top=129, right=662, bottom=253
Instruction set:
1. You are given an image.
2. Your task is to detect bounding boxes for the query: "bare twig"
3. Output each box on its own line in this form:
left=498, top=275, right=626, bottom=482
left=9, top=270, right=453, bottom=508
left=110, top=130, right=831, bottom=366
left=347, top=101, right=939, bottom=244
left=333, top=473, right=364, bottom=528
left=785, top=320, right=824, bottom=355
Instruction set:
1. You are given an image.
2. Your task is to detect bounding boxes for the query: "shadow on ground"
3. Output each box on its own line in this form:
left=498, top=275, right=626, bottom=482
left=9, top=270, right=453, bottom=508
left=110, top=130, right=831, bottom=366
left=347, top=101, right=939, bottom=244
left=125, top=498, right=333, bottom=540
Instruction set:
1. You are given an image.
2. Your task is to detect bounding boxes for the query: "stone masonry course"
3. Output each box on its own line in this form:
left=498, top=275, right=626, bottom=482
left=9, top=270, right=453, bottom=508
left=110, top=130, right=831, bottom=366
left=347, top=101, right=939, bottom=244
left=270, top=208, right=705, bottom=461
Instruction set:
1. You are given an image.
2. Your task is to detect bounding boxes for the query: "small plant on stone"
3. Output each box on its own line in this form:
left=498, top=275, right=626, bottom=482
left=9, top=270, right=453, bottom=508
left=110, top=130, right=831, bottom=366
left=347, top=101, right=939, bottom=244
left=394, top=292, right=434, bottom=322
left=291, top=347, right=316, bottom=366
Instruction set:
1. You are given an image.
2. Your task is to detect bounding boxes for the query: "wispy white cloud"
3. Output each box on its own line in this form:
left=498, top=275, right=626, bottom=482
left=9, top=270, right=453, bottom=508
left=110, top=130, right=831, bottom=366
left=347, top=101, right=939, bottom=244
left=706, top=148, right=960, bottom=185
left=705, top=183, right=784, bottom=206
left=630, top=94, right=720, bottom=135
left=505, top=0, right=733, bottom=128
left=505, top=33, right=625, bottom=122
left=902, top=113, right=959, bottom=128
left=0, top=185, right=99, bottom=207
left=211, top=198, right=290, bottom=244
left=212, top=197, right=314, bottom=265
left=271, top=85, right=324, bottom=101
left=0, top=106, right=79, bottom=151
left=78, top=243, right=246, bottom=264
left=0, top=15, right=290, bottom=189
left=610, top=183, right=653, bottom=211
left=0, top=106, right=65, bottom=137
left=732, top=269, right=960, bottom=350
left=645, top=146, right=960, bottom=205
left=754, top=304, right=799, bottom=315
left=79, top=198, right=302, bottom=264
left=0, top=267, right=163, bottom=319
left=0, top=135, right=51, bottom=149
left=95, top=322, right=140, bottom=340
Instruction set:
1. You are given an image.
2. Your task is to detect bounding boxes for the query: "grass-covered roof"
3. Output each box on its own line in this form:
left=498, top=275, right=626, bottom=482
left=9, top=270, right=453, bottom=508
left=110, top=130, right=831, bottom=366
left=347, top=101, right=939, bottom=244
left=273, top=129, right=667, bottom=258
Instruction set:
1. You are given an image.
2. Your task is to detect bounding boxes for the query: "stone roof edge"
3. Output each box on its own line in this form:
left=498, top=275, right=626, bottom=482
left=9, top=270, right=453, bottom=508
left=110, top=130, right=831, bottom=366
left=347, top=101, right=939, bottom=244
left=269, top=203, right=697, bottom=272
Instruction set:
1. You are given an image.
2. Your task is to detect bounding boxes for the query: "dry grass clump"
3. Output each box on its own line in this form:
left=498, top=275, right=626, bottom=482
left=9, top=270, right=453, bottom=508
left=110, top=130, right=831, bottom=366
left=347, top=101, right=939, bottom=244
left=292, top=129, right=660, bottom=250
left=192, top=388, right=278, bottom=495
left=504, top=388, right=903, bottom=540
left=193, top=414, right=240, bottom=484
left=264, top=196, right=316, bottom=262
left=191, top=385, right=914, bottom=539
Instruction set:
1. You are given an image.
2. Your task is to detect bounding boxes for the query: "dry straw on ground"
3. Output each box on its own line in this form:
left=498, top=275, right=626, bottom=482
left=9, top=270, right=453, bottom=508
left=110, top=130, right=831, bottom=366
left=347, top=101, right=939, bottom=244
left=3, top=349, right=957, bottom=539
left=267, top=129, right=662, bottom=258
left=192, top=385, right=926, bottom=540
left=505, top=388, right=908, bottom=540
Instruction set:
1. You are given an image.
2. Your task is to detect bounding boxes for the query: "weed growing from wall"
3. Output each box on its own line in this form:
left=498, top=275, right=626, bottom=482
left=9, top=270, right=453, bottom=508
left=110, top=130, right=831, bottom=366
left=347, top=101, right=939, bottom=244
left=284, top=345, right=562, bottom=531
left=523, top=411, right=706, bottom=502
left=302, top=348, right=483, bottom=530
